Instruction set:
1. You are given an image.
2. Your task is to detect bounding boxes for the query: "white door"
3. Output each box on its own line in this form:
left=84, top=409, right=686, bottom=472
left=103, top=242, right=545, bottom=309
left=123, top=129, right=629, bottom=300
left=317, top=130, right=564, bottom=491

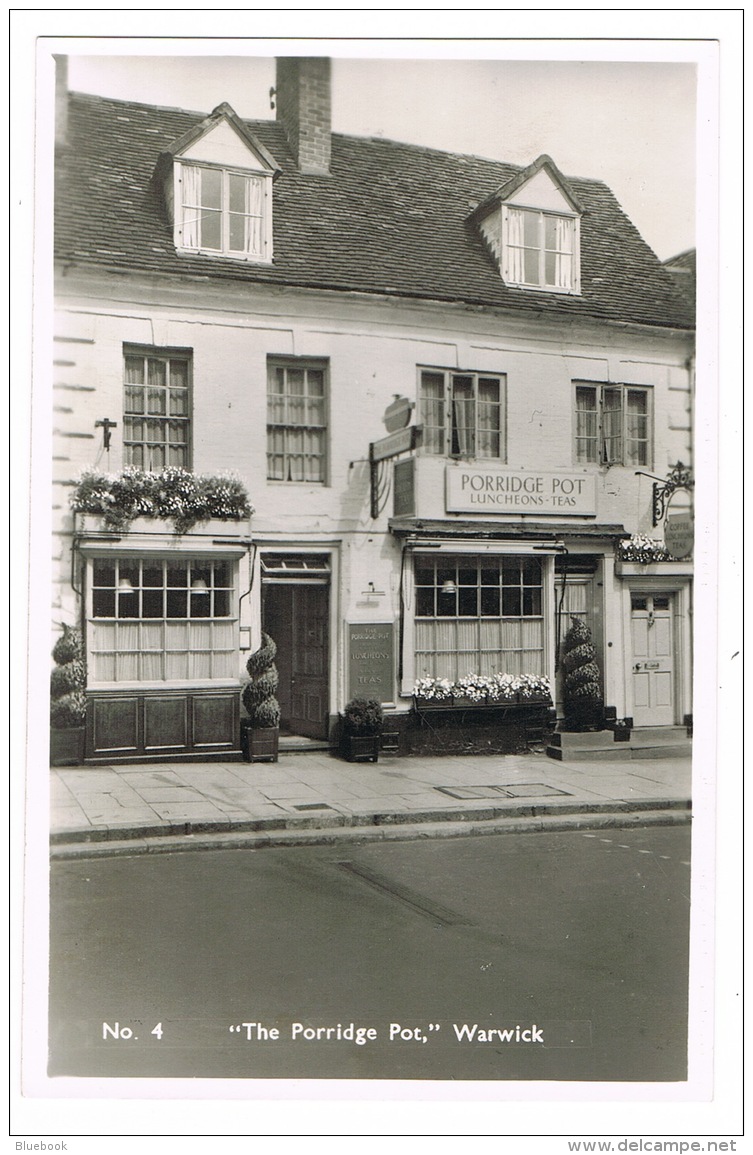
left=631, top=594, right=675, bottom=726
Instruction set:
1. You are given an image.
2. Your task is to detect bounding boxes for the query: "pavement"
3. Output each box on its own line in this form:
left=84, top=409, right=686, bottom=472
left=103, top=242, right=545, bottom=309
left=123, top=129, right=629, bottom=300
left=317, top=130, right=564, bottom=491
left=50, top=747, right=692, bottom=858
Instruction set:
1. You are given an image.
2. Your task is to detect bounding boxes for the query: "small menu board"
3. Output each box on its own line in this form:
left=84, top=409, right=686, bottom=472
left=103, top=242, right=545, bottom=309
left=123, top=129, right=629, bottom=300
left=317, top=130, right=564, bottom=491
left=347, top=622, right=395, bottom=703
left=393, top=458, right=416, bottom=517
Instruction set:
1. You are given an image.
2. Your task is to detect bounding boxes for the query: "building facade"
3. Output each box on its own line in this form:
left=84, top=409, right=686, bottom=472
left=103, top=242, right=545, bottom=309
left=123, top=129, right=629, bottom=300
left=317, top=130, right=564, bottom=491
left=52, top=58, right=695, bottom=763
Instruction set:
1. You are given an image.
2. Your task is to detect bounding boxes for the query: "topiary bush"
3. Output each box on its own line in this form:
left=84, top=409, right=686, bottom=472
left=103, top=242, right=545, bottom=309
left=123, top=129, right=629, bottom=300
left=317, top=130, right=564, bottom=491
left=50, top=625, right=87, bottom=728
left=560, top=616, right=603, bottom=731
left=51, top=691, right=88, bottom=729
left=561, top=617, right=600, bottom=699
left=242, top=632, right=281, bottom=729
left=52, top=623, right=83, bottom=666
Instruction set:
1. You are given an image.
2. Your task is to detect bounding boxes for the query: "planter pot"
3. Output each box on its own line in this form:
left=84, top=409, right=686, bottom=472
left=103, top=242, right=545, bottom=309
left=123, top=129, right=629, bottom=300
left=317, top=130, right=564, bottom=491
left=563, top=699, right=605, bottom=733
left=50, top=727, right=86, bottom=767
left=340, top=733, right=380, bottom=763
left=241, top=721, right=279, bottom=763
left=613, top=728, right=632, bottom=742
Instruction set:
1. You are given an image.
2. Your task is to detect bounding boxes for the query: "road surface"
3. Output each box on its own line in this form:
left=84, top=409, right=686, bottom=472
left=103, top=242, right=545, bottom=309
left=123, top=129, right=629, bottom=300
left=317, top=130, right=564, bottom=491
left=48, top=825, right=691, bottom=1081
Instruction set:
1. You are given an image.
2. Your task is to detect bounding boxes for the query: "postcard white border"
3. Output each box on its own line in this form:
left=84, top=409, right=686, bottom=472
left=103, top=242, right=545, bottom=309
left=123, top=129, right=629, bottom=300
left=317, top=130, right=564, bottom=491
left=11, top=8, right=742, bottom=1146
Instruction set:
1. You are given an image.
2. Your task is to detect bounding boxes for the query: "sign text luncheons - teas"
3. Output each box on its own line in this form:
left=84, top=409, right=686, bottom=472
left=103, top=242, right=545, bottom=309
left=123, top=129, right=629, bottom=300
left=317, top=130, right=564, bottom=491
left=446, top=466, right=595, bottom=515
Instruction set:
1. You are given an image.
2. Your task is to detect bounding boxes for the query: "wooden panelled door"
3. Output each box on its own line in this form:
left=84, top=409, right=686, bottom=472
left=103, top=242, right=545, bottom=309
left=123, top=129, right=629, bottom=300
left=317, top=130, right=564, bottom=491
left=631, top=593, right=675, bottom=727
left=264, top=583, right=329, bottom=739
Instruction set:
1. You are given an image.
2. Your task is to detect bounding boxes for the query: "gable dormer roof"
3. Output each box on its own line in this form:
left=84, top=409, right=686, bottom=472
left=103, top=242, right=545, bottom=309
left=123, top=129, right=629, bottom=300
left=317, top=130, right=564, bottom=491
left=469, top=154, right=584, bottom=224
left=154, top=101, right=281, bottom=183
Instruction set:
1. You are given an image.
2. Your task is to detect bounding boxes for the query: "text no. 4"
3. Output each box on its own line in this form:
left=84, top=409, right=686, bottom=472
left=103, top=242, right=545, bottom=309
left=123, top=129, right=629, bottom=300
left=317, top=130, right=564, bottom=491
left=102, top=1021, right=163, bottom=1041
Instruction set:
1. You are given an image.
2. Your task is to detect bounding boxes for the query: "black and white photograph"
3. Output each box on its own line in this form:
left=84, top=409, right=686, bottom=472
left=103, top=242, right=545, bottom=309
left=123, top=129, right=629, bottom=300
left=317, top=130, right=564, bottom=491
left=12, top=11, right=742, bottom=1149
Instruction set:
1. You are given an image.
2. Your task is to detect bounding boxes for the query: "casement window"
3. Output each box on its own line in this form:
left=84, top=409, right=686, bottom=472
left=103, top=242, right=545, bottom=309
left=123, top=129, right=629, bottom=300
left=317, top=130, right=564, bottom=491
left=414, top=555, right=544, bottom=681
left=267, top=359, right=328, bottom=483
left=502, top=206, right=579, bottom=293
left=574, top=382, right=652, bottom=467
left=123, top=348, right=191, bottom=469
left=88, top=557, right=237, bottom=684
left=176, top=162, right=270, bottom=261
left=419, top=369, right=505, bottom=459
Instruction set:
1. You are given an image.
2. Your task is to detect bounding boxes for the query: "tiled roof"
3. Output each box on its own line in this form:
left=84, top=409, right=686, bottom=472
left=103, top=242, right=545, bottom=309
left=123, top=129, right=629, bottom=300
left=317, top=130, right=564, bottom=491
left=55, top=92, right=694, bottom=331
left=663, top=249, right=696, bottom=313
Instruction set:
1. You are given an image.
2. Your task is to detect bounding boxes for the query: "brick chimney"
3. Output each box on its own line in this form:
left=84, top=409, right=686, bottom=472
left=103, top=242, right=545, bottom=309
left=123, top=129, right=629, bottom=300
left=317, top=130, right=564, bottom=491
left=55, top=54, right=68, bottom=151
left=275, top=57, right=331, bottom=175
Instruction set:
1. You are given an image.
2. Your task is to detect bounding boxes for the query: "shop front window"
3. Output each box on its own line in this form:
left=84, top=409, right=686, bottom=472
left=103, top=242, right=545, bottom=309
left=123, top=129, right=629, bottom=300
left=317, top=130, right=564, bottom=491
left=414, top=555, right=544, bottom=681
left=88, top=557, right=237, bottom=683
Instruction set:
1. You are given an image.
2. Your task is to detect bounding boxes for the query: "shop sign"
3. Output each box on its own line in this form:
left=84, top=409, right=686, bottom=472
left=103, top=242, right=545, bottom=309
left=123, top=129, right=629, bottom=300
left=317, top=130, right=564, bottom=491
left=347, top=622, right=395, bottom=703
left=371, top=424, right=422, bottom=463
left=446, top=466, right=596, bottom=515
left=664, top=514, right=694, bottom=560
left=382, top=394, right=414, bottom=432
left=393, top=458, right=416, bottom=517
left=663, top=486, right=693, bottom=559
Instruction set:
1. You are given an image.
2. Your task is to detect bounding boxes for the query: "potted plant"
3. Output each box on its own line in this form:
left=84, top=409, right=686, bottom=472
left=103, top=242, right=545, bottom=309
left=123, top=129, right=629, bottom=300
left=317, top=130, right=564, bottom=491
left=241, top=632, right=281, bottom=762
left=340, top=698, right=383, bottom=762
left=50, top=624, right=87, bottom=766
left=611, top=718, right=633, bottom=742
left=560, top=616, right=604, bottom=732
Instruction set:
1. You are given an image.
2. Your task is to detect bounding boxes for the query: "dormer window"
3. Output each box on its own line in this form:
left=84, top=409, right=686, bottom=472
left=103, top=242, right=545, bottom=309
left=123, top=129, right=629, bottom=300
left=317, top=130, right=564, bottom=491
left=177, top=163, right=269, bottom=259
left=156, top=102, right=280, bottom=265
left=472, top=154, right=582, bottom=296
left=502, top=206, right=577, bottom=292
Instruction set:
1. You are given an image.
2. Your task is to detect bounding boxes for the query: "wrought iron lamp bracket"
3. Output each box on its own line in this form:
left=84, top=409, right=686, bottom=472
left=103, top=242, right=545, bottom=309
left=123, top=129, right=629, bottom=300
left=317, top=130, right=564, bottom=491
left=650, top=462, right=694, bottom=526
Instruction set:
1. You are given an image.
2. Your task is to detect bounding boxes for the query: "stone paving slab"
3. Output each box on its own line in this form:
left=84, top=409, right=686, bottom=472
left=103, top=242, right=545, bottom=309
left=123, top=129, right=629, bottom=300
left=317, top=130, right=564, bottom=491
left=53, top=807, right=93, bottom=829
left=131, top=785, right=210, bottom=803
left=146, top=800, right=232, bottom=821
left=112, top=769, right=190, bottom=786
left=49, top=751, right=692, bottom=853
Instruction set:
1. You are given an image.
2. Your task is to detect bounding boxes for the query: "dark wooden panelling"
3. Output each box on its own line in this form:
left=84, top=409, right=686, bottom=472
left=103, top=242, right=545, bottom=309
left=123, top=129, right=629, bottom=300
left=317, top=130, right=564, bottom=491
left=144, top=695, right=188, bottom=750
left=87, top=689, right=240, bottom=758
left=192, top=693, right=238, bottom=747
left=90, top=696, right=139, bottom=754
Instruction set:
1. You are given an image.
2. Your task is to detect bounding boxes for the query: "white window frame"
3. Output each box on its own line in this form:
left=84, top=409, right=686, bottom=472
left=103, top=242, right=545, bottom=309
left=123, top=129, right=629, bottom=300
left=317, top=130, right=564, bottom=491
left=501, top=204, right=581, bottom=294
left=174, top=160, right=273, bottom=263
left=81, top=547, right=245, bottom=690
left=266, top=358, right=329, bottom=485
left=418, top=367, right=506, bottom=460
left=123, top=346, right=192, bottom=470
left=573, top=381, right=653, bottom=468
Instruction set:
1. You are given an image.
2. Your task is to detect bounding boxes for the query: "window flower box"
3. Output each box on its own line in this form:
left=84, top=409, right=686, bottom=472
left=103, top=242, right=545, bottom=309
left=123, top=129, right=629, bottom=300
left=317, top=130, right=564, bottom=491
left=615, top=560, right=689, bottom=577
left=75, top=513, right=252, bottom=539
left=412, top=674, right=552, bottom=711
left=71, top=466, right=253, bottom=535
left=614, top=533, right=691, bottom=576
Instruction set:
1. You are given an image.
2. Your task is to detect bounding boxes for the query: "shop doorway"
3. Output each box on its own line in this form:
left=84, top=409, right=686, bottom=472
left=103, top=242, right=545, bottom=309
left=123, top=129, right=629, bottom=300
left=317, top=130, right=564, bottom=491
left=631, top=594, right=675, bottom=727
left=261, top=555, right=330, bottom=739
left=555, top=558, right=601, bottom=714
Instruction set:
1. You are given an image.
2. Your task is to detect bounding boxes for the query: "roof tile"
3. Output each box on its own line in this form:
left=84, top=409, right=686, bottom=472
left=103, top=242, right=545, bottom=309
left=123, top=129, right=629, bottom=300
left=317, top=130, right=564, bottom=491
left=55, top=93, right=694, bottom=331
